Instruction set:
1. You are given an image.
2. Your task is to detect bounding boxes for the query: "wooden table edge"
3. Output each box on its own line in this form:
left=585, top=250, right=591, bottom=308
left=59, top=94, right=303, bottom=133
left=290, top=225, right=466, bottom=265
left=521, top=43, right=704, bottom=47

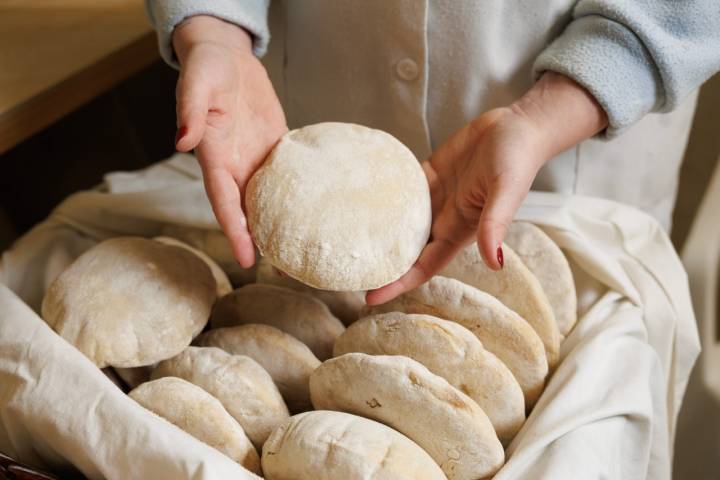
left=0, top=31, right=161, bottom=155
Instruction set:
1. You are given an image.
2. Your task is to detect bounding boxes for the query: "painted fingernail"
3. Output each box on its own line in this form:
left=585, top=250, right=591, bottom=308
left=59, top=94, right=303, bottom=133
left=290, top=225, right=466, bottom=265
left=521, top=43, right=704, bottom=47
left=497, top=246, right=504, bottom=269
left=175, top=126, right=188, bottom=147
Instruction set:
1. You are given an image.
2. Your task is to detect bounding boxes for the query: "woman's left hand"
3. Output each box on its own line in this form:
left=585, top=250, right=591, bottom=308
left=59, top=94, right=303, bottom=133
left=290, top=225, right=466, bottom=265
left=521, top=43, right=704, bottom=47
left=366, top=72, right=608, bottom=305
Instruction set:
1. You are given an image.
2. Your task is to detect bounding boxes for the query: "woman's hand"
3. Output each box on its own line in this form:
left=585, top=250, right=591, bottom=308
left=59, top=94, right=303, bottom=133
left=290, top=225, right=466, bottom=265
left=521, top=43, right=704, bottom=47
left=366, top=72, right=607, bottom=305
left=173, top=15, right=287, bottom=268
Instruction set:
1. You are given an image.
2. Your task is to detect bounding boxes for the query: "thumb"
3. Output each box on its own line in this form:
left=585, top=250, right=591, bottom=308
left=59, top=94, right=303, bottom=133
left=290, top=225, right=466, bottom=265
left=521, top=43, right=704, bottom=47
left=476, top=173, right=531, bottom=270
left=174, top=75, right=210, bottom=152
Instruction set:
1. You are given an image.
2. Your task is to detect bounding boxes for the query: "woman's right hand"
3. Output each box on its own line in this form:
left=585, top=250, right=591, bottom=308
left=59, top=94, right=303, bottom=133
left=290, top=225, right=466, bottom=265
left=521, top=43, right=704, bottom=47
left=173, top=15, right=287, bottom=268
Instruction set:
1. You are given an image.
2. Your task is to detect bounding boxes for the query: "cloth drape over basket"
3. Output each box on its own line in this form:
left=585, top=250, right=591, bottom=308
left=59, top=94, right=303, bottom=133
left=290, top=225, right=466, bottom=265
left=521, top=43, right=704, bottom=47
left=0, top=154, right=699, bottom=480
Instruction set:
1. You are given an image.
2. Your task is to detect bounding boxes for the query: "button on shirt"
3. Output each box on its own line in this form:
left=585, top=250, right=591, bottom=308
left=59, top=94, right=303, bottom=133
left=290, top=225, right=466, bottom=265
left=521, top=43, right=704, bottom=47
left=396, top=58, right=419, bottom=81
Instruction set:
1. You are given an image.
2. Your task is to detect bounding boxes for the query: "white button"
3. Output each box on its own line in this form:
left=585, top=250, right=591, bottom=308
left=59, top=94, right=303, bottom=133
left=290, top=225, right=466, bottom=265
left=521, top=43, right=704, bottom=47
left=396, top=58, right=419, bottom=81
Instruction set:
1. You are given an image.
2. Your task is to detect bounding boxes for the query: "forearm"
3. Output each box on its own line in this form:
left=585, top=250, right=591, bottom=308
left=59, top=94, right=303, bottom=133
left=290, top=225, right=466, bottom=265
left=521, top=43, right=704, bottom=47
left=145, top=0, right=270, bottom=68
left=534, top=0, right=720, bottom=136
left=173, top=15, right=253, bottom=65
left=510, top=72, right=608, bottom=160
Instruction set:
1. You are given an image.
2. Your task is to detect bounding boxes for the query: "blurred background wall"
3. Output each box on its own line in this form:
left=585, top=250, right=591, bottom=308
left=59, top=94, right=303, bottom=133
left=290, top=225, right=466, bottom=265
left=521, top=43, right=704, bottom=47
left=671, top=74, right=720, bottom=250
left=671, top=75, right=720, bottom=480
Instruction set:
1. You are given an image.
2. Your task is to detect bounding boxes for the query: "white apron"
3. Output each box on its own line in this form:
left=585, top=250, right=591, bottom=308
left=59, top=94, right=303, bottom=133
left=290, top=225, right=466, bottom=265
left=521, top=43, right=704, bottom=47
left=262, top=0, right=698, bottom=230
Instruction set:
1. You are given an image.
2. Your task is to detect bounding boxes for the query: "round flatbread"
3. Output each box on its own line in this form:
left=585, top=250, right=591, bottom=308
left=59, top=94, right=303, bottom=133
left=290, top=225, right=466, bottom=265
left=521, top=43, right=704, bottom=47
left=310, top=353, right=504, bottom=480
left=441, top=243, right=562, bottom=368
left=505, top=221, right=577, bottom=336
left=41, top=237, right=215, bottom=368
left=160, top=225, right=257, bottom=286
left=195, top=324, right=320, bottom=413
left=246, top=122, right=431, bottom=291
left=334, top=312, right=525, bottom=443
left=154, top=236, right=232, bottom=297
left=129, top=377, right=260, bottom=473
left=151, top=346, right=289, bottom=448
left=210, top=284, right=344, bottom=360
left=364, top=276, right=547, bottom=408
left=262, top=411, right=446, bottom=480
left=256, top=257, right=365, bottom=325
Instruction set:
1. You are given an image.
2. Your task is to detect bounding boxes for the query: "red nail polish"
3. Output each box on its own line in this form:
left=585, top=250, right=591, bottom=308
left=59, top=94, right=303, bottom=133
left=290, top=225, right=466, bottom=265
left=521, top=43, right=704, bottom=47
left=497, top=246, right=504, bottom=269
left=175, top=126, right=188, bottom=147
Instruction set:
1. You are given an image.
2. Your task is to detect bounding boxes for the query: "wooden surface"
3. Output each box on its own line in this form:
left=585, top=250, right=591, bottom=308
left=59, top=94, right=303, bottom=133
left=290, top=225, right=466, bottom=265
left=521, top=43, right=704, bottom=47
left=0, top=0, right=159, bottom=153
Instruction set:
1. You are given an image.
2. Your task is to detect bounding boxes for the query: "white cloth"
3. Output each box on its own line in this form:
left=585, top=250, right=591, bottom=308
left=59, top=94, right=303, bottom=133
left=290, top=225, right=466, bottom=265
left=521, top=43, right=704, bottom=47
left=0, top=155, right=699, bottom=479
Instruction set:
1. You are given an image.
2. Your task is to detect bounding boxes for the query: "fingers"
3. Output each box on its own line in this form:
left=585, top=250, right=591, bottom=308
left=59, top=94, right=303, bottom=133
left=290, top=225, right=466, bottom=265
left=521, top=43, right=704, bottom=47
left=421, top=160, right=444, bottom=218
left=199, top=162, right=257, bottom=268
left=366, top=237, right=462, bottom=305
left=175, top=74, right=210, bottom=152
left=476, top=173, right=530, bottom=270
left=366, top=206, right=471, bottom=305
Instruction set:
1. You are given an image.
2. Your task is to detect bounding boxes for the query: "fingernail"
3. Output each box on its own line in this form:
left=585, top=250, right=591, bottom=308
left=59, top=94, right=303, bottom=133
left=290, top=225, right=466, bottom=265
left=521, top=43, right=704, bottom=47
left=497, top=246, right=504, bottom=269
left=175, top=126, right=188, bottom=147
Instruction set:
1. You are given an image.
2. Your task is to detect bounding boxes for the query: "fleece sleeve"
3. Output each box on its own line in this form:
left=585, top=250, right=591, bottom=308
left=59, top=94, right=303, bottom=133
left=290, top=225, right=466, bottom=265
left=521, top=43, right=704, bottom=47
left=534, top=0, right=720, bottom=137
left=144, top=0, right=270, bottom=69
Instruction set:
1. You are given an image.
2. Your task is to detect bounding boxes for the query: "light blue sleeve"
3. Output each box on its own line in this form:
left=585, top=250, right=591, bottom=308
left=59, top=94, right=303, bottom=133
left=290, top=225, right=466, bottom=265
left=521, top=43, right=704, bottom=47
left=144, top=0, right=270, bottom=69
left=534, top=0, right=720, bottom=137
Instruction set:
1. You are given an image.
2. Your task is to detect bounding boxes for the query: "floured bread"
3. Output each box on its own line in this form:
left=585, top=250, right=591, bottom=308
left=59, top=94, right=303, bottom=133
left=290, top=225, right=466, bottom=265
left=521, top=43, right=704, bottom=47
left=310, top=353, right=504, bottom=480
left=364, top=276, right=547, bottom=408
left=210, top=284, right=344, bottom=360
left=262, top=411, right=446, bottom=480
left=154, top=236, right=232, bottom=297
left=256, top=257, right=365, bottom=325
left=160, top=225, right=257, bottom=286
left=41, top=237, right=215, bottom=368
left=151, top=346, right=289, bottom=448
left=334, top=312, right=525, bottom=443
left=129, top=377, right=260, bottom=473
left=245, top=122, right=431, bottom=291
left=505, top=221, right=577, bottom=336
left=441, top=243, right=561, bottom=368
left=195, top=324, right=320, bottom=413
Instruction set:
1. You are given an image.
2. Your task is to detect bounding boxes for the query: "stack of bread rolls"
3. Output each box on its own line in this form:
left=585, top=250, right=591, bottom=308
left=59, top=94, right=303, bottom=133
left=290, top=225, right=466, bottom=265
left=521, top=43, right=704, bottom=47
left=40, top=123, right=578, bottom=480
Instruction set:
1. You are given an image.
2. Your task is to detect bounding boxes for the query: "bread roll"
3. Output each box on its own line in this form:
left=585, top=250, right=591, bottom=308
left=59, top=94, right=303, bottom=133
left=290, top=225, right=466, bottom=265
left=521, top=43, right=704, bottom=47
left=41, top=237, right=215, bottom=368
left=152, top=346, right=289, bottom=448
left=310, top=353, right=504, bottom=480
left=334, top=312, right=525, bottom=443
left=210, top=284, right=344, bottom=360
left=129, top=377, right=260, bottom=473
left=262, top=411, right=445, bottom=480
left=160, top=225, right=257, bottom=286
left=441, top=243, right=561, bottom=368
left=256, top=257, right=364, bottom=325
left=195, top=325, right=320, bottom=413
left=154, top=236, right=232, bottom=297
left=505, top=221, right=577, bottom=336
left=364, top=276, right=547, bottom=408
left=246, top=122, right=431, bottom=291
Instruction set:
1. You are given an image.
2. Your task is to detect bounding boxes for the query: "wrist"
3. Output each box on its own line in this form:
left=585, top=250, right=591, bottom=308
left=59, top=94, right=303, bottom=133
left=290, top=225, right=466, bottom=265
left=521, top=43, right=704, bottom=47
left=172, top=15, right=253, bottom=66
left=510, top=72, right=608, bottom=158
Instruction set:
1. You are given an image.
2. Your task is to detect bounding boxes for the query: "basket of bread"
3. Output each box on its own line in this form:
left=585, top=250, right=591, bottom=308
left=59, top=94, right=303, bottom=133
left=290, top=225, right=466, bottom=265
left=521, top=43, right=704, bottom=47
left=0, top=123, right=697, bottom=480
